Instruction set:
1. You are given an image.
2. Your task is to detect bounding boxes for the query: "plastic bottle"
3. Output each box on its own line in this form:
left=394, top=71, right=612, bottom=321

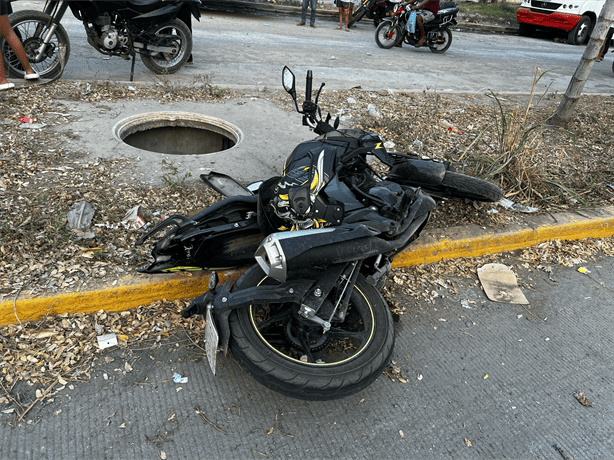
left=440, top=119, right=461, bottom=134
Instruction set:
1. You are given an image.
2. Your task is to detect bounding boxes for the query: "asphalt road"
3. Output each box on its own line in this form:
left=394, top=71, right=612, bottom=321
left=12, top=1, right=614, bottom=93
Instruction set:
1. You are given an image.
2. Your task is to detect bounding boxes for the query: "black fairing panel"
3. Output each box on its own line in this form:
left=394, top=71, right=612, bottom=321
left=140, top=195, right=264, bottom=273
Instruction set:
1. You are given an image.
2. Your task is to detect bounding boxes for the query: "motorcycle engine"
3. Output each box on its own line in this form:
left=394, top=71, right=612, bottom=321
left=94, top=14, right=129, bottom=51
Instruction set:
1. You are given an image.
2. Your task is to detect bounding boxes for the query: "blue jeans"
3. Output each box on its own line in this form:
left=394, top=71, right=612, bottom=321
left=301, top=0, right=317, bottom=25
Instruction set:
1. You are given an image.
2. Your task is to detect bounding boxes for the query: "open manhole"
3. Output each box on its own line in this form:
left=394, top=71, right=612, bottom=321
left=113, top=112, right=243, bottom=155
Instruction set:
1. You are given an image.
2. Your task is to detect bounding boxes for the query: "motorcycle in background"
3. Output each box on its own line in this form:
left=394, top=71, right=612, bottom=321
left=348, top=0, right=400, bottom=28
left=136, top=67, right=502, bottom=400
left=375, top=1, right=458, bottom=53
left=1, top=0, right=201, bottom=81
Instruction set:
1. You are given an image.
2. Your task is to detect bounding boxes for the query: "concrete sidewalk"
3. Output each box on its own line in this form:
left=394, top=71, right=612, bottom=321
left=2, top=205, right=613, bottom=326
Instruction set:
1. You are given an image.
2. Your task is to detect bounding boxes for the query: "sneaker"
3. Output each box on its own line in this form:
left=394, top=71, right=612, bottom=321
left=336, top=25, right=342, bottom=30
left=310, top=24, right=316, bottom=28
left=297, top=22, right=305, bottom=26
left=345, top=27, right=350, bottom=32
left=0, top=82, right=15, bottom=91
left=24, top=72, right=40, bottom=80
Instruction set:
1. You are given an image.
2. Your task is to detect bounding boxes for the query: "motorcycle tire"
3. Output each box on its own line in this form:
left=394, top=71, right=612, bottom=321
left=2, top=10, right=70, bottom=80
left=228, top=265, right=395, bottom=401
left=426, top=171, right=503, bottom=202
left=429, top=26, right=452, bottom=54
left=375, top=21, right=402, bottom=49
left=140, top=19, right=192, bottom=74
left=348, top=5, right=367, bottom=28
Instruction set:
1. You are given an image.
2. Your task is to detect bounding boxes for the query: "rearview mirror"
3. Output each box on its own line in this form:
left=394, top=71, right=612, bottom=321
left=282, top=66, right=296, bottom=97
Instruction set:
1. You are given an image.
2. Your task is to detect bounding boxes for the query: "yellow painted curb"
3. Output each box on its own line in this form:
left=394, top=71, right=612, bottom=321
left=2, top=207, right=614, bottom=327
left=0, top=270, right=242, bottom=327
left=392, top=207, right=614, bottom=268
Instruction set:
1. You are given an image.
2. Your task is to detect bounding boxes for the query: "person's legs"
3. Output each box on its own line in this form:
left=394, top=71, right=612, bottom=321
left=337, top=7, right=343, bottom=28
left=344, top=7, right=349, bottom=29
left=299, top=0, right=308, bottom=24
left=0, top=15, right=37, bottom=79
left=309, top=0, right=317, bottom=26
left=416, top=15, right=425, bottom=46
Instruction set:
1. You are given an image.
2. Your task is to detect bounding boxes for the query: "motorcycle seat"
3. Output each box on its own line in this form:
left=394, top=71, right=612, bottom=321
left=436, top=7, right=459, bottom=17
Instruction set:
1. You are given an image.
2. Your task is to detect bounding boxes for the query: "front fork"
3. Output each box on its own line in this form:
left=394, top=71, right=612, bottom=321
left=181, top=261, right=363, bottom=353
left=32, top=0, right=69, bottom=63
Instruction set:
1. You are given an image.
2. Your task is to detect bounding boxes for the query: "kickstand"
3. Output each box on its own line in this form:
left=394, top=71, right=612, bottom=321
left=129, top=51, right=136, bottom=82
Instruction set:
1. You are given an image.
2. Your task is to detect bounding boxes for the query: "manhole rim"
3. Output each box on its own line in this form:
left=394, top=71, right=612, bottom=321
left=112, top=111, right=244, bottom=154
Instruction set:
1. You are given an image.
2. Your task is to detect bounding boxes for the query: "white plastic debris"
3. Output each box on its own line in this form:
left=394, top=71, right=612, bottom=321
left=496, top=198, right=538, bottom=213
left=384, top=140, right=395, bottom=150
left=367, top=104, right=382, bottom=118
left=173, top=373, right=188, bottom=384
left=347, top=97, right=357, bottom=104
left=412, top=139, right=424, bottom=153
left=97, top=333, right=118, bottom=349
left=67, top=200, right=96, bottom=230
left=121, top=205, right=146, bottom=229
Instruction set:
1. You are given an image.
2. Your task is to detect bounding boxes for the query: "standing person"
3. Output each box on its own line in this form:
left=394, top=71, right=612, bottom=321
left=335, top=0, right=350, bottom=31
left=0, top=0, right=39, bottom=90
left=297, top=0, right=317, bottom=28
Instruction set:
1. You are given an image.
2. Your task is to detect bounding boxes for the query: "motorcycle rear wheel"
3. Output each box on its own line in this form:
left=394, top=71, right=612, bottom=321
left=429, top=26, right=452, bottom=54
left=375, top=21, right=401, bottom=49
left=228, top=265, right=395, bottom=400
left=2, top=10, right=69, bottom=80
left=348, top=5, right=367, bottom=28
left=428, top=171, right=503, bottom=202
left=140, top=19, right=191, bottom=74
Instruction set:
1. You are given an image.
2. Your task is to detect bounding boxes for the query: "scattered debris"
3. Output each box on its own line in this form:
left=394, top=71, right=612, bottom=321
left=173, top=372, right=188, bottom=384
left=552, top=443, right=574, bottom=460
left=477, top=263, right=529, bottom=304
left=496, top=198, right=539, bottom=213
left=577, top=267, right=591, bottom=274
left=97, top=333, right=118, bottom=349
left=464, top=437, right=472, bottom=447
left=440, top=119, right=461, bottom=134
left=121, top=205, right=146, bottom=229
left=194, top=405, right=227, bottom=434
left=383, top=361, right=408, bottom=383
left=573, top=391, right=593, bottom=407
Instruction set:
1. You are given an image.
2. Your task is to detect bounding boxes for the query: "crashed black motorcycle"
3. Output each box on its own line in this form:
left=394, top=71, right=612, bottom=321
left=2, top=0, right=201, bottom=80
left=136, top=67, right=501, bottom=400
left=375, top=1, right=458, bottom=53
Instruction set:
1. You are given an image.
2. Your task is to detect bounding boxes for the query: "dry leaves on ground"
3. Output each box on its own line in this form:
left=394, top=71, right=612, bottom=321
left=0, top=298, right=205, bottom=420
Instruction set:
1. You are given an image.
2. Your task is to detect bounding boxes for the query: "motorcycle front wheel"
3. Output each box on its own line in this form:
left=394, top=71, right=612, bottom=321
left=140, top=19, right=192, bottom=74
left=429, top=26, right=452, bottom=54
left=228, top=265, right=395, bottom=400
left=375, top=21, right=402, bottom=49
left=348, top=5, right=367, bottom=28
left=2, top=10, right=70, bottom=80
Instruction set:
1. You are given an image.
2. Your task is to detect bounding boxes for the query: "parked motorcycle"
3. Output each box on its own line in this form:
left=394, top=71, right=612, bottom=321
left=136, top=67, right=502, bottom=400
left=375, top=1, right=458, bottom=53
left=348, top=0, right=400, bottom=28
left=2, top=0, right=201, bottom=81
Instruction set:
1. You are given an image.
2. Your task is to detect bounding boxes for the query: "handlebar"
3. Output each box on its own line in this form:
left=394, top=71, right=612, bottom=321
left=306, top=70, right=313, bottom=102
